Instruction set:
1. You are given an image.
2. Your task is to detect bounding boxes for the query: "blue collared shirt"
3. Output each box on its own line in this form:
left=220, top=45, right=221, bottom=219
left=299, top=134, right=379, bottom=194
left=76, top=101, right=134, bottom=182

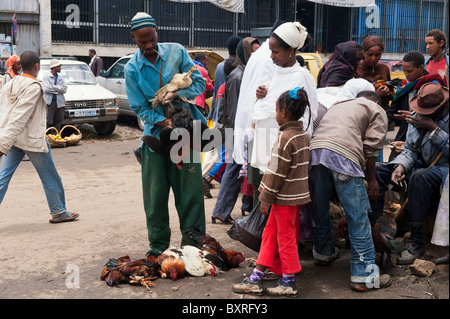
left=124, top=43, right=206, bottom=139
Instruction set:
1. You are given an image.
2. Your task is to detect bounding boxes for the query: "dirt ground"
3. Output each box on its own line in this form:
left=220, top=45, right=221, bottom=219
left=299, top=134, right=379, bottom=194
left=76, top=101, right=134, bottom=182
left=0, top=117, right=448, bottom=307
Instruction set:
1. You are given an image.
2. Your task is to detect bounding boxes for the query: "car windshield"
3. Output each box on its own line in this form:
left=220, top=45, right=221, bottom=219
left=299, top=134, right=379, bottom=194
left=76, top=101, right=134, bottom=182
left=38, top=63, right=97, bottom=85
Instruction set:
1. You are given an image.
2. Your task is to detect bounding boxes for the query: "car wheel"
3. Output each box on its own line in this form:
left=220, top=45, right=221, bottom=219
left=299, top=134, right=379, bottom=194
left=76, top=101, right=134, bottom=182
left=94, top=120, right=117, bottom=135
left=137, top=117, right=145, bottom=131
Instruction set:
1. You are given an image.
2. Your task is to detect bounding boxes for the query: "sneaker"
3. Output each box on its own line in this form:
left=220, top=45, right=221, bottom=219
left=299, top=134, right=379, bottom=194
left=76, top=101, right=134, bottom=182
left=265, top=278, right=298, bottom=296
left=232, top=277, right=264, bottom=295
left=351, top=274, right=392, bottom=292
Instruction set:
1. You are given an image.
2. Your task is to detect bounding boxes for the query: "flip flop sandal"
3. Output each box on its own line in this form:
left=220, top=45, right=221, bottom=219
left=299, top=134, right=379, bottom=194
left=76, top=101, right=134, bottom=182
left=49, top=211, right=79, bottom=223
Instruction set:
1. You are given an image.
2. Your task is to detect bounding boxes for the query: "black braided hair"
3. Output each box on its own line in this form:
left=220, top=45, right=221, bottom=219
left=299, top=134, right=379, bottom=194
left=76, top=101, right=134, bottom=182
left=277, top=88, right=311, bottom=130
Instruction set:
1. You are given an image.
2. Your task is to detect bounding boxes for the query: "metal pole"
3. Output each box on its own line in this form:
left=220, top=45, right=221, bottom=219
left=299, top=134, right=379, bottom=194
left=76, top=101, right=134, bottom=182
left=314, top=3, right=318, bottom=45
left=417, top=0, right=423, bottom=51
left=443, top=0, right=448, bottom=38
left=295, top=0, right=298, bottom=21
left=276, top=0, right=280, bottom=22
left=94, top=0, right=99, bottom=44
left=190, top=3, right=194, bottom=47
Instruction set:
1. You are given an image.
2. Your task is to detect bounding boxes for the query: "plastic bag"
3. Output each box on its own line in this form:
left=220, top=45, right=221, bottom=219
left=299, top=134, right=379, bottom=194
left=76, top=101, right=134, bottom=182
left=227, top=201, right=268, bottom=252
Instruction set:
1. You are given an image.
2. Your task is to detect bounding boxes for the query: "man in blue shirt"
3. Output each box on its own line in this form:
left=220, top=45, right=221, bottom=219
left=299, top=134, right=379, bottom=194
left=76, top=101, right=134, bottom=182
left=125, top=12, right=206, bottom=256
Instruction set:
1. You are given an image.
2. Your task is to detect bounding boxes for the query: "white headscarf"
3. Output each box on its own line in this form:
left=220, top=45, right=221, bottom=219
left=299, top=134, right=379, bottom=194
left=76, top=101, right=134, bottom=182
left=273, top=22, right=308, bottom=49
left=317, top=78, right=375, bottom=109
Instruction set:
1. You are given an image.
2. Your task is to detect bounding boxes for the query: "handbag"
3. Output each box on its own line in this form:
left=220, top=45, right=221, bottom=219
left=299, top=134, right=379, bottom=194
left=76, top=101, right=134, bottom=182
left=227, top=201, right=269, bottom=252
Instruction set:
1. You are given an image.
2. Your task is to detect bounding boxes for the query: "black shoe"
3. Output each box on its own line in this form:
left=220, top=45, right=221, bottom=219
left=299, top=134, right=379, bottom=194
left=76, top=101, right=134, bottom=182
left=134, top=147, right=142, bottom=165
left=203, top=180, right=212, bottom=198
left=146, top=249, right=163, bottom=257
left=203, top=177, right=215, bottom=189
left=211, top=215, right=233, bottom=224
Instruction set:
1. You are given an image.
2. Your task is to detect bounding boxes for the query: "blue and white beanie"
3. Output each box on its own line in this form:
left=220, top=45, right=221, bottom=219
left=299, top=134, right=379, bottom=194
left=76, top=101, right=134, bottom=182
left=130, top=12, right=157, bottom=32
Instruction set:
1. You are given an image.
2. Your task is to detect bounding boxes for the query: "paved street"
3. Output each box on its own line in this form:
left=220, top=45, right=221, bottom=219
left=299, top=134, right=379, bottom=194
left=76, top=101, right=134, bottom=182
left=0, top=121, right=448, bottom=303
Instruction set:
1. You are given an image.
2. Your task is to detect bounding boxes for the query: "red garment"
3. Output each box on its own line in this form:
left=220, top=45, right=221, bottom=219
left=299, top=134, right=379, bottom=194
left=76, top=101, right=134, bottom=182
left=256, top=204, right=302, bottom=276
left=195, top=65, right=214, bottom=108
left=426, top=58, right=447, bottom=86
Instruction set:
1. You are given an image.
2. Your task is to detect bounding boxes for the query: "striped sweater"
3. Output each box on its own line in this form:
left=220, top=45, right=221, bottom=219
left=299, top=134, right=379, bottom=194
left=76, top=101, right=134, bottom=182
left=258, top=121, right=311, bottom=206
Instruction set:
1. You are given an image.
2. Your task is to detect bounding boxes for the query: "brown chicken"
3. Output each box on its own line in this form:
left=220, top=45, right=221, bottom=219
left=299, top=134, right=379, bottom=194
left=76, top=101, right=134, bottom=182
left=157, top=249, right=186, bottom=280
left=182, top=227, right=245, bottom=271
left=101, top=255, right=160, bottom=286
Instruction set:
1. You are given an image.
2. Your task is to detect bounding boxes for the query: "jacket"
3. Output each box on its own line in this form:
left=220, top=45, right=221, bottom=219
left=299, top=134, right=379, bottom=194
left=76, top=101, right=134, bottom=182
left=0, top=75, right=48, bottom=154
left=220, top=64, right=244, bottom=129
left=258, top=121, right=311, bottom=206
left=90, top=55, right=103, bottom=77
left=42, top=73, right=67, bottom=107
left=390, top=108, right=449, bottom=176
left=194, top=64, right=213, bottom=108
left=311, top=97, right=388, bottom=170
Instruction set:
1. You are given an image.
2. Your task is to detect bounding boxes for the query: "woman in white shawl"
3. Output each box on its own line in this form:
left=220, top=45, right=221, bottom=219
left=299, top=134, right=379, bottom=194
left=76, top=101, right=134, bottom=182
left=250, top=22, right=318, bottom=173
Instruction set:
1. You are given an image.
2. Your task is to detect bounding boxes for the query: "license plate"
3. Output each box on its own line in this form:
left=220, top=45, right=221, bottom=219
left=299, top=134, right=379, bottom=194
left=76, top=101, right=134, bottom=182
left=74, top=110, right=97, bottom=117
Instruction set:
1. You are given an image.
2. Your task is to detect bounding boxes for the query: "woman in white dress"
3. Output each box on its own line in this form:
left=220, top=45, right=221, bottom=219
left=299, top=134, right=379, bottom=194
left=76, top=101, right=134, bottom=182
left=250, top=22, right=318, bottom=174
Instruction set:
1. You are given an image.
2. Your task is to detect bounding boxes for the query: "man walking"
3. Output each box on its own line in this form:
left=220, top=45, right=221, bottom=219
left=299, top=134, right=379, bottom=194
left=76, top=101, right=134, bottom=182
left=124, top=12, right=206, bottom=256
left=42, top=59, right=67, bottom=131
left=0, top=51, right=79, bottom=223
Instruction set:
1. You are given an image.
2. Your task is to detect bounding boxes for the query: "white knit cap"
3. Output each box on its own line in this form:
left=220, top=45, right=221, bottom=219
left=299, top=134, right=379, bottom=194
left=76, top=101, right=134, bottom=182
left=273, top=22, right=308, bottom=49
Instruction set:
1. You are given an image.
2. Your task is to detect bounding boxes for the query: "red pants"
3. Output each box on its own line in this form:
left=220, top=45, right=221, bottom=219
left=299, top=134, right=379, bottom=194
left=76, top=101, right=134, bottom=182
left=256, top=204, right=302, bottom=276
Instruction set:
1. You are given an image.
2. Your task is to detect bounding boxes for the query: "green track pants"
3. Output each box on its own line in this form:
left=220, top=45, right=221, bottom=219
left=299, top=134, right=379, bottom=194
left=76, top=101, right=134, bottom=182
left=141, top=146, right=205, bottom=252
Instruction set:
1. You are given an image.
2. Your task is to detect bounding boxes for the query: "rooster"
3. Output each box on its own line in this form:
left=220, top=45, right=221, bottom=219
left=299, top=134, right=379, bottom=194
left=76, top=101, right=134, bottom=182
left=182, top=227, right=245, bottom=271
left=157, top=248, right=186, bottom=280
left=100, top=255, right=160, bottom=286
left=339, top=211, right=405, bottom=273
left=372, top=211, right=405, bottom=272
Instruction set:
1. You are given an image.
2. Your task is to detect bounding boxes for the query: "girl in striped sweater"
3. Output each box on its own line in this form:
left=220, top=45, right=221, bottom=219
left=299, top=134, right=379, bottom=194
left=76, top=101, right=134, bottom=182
left=232, top=87, right=311, bottom=296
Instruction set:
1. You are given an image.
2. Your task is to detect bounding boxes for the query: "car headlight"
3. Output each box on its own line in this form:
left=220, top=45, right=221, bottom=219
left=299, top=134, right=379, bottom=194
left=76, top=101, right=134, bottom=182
left=104, top=99, right=116, bottom=107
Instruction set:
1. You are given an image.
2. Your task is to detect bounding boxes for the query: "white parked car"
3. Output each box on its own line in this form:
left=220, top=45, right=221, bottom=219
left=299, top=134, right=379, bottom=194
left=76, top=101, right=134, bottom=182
left=38, top=59, right=119, bottom=135
left=96, top=54, right=145, bottom=130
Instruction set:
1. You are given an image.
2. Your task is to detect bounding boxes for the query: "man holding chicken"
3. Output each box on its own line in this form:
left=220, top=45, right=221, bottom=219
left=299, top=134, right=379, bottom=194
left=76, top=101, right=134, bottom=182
left=125, top=12, right=207, bottom=256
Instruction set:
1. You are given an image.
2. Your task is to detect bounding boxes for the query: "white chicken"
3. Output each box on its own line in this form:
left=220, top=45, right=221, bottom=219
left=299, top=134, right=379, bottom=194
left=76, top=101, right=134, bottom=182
left=179, top=245, right=206, bottom=277
left=152, top=65, right=198, bottom=108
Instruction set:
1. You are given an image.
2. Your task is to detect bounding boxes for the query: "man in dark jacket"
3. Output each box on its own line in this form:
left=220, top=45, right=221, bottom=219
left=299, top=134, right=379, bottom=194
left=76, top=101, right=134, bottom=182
left=88, top=49, right=103, bottom=77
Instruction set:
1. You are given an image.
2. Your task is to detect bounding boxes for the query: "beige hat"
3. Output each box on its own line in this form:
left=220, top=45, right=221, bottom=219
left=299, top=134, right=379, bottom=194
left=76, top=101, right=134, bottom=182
left=50, top=59, right=62, bottom=69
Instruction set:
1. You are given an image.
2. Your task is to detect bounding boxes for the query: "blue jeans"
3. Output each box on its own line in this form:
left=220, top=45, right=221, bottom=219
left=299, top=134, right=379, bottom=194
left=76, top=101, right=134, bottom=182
left=310, top=165, right=378, bottom=284
left=0, top=142, right=66, bottom=215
